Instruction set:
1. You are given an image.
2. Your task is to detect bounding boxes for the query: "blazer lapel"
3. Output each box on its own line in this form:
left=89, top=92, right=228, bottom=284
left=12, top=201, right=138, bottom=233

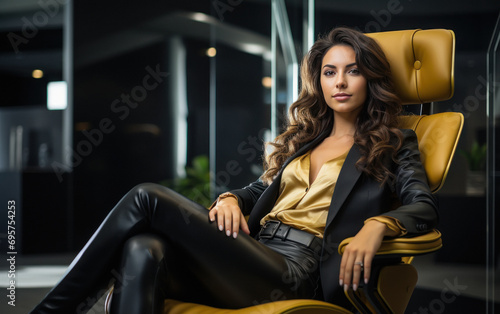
left=325, top=144, right=363, bottom=230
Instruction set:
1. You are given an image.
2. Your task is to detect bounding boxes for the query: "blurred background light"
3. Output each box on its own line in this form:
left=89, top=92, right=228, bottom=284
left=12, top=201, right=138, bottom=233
left=47, top=81, right=67, bottom=110
left=206, top=47, right=217, bottom=57
left=32, top=69, right=44, bottom=79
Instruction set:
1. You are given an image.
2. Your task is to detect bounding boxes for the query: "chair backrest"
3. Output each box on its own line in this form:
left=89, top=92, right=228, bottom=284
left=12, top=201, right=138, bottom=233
left=367, top=29, right=455, bottom=104
left=367, top=29, right=463, bottom=193
left=398, top=113, right=463, bottom=193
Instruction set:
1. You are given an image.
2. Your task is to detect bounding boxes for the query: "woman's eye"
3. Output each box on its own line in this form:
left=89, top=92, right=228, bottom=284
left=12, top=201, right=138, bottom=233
left=349, top=68, right=360, bottom=75
left=324, top=70, right=335, bottom=76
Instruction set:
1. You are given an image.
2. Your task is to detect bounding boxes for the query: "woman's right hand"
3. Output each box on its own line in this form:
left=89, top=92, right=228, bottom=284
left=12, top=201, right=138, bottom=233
left=209, top=197, right=250, bottom=239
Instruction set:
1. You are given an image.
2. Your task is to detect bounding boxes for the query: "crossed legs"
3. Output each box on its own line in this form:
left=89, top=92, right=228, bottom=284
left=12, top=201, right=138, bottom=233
left=30, top=183, right=319, bottom=313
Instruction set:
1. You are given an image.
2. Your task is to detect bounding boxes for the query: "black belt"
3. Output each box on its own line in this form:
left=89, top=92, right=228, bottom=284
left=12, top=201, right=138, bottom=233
left=258, top=220, right=322, bottom=251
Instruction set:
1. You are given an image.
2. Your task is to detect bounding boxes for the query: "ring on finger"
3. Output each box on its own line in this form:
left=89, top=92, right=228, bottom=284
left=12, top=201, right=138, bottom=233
left=355, top=261, right=364, bottom=267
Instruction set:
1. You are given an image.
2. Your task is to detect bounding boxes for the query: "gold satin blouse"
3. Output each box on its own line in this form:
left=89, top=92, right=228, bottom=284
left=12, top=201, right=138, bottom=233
left=259, top=150, right=407, bottom=238
left=260, top=150, right=348, bottom=238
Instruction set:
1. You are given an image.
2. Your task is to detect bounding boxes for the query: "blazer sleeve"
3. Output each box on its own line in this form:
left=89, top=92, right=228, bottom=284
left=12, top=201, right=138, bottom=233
left=227, top=179, right=268, bottom=216
left=382, top=129, right=439, bottom=235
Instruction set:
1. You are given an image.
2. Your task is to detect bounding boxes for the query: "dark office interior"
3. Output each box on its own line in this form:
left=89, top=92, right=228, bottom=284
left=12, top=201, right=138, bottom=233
left=0, top=0, right=499, bottom=313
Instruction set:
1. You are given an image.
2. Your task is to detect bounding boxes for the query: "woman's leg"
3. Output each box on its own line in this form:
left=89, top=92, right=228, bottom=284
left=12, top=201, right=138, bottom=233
left=109, top=234, right=166, bottom=314
left=30, top=183, right=319, bottom=313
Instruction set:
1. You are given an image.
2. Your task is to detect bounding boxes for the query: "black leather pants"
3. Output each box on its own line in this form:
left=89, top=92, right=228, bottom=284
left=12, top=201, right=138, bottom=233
left=110, top=234, right=167, bottom=314
left=30, top=183, right=321, bottom=314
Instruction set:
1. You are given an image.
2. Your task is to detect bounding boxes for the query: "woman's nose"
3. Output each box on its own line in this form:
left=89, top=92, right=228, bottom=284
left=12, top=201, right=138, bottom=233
left=335, top=74, right=347, bottom=89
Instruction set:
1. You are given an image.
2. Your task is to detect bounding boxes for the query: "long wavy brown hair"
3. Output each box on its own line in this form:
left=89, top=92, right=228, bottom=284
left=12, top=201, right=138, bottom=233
left=261, top=27, right=403, bottom=186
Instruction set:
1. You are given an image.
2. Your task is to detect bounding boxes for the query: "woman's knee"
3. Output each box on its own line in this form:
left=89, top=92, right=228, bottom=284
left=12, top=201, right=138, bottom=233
left=125, top=183, right=178, bottom=211
left=129, top=183, right=205, bottom=214
left=129, top=183, right=172, bottom=199
left=122, top=234, right=166, bottom=262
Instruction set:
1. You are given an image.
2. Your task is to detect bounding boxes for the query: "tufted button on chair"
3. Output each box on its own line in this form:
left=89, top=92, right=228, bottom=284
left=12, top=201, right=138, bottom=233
left=105, top=28, right=464, bottom=314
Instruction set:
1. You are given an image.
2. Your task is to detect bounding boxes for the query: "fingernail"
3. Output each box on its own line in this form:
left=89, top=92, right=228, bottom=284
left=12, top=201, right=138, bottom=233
left=219, top=225, right=223, bottom=231
left=226, top=230, right=231, bottom=237
left=364, top=278, right=368, bottom=284
left=353, top=284, right=357, bottom=291
left=339, top=279, right=343, bottom=286
left=233, top=232, right=238, bottom=239
left=210, top=217, right=214, bottom=222
left=344, top=284, right=348, bottom=292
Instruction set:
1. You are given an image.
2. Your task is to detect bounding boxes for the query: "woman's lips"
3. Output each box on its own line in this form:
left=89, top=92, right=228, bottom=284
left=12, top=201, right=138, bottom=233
left=333, top=93, right=351, bottom=101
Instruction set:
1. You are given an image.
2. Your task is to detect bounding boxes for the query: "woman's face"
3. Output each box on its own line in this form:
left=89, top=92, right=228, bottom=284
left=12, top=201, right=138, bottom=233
left=320, top=45, right=367, bottom=117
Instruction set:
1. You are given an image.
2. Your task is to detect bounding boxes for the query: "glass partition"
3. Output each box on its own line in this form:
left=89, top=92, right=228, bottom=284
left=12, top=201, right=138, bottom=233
left=486, top=13, right=500, bottom=314
left=209, top=0, right=317, bottom=198
left=208, top=4, right=272, bottom=198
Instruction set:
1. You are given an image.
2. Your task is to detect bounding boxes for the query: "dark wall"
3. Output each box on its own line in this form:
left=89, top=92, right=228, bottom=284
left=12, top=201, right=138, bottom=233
left=71, top=1, right=213, bottom=247
left=71, top=1, right=274, bottom=247
left=72, top=40, right=172, bottom=246
left=214, top=43, right=266, bottom=191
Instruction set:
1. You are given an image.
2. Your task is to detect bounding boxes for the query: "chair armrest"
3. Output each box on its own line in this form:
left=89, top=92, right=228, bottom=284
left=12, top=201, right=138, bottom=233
left=338, top=229, right=442, bottom=257
left=340, top=229, right=442, bottom=313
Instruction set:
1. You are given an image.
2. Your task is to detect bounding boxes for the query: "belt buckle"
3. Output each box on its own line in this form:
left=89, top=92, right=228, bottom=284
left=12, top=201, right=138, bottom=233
left=260, top=220, right=281, bottom=239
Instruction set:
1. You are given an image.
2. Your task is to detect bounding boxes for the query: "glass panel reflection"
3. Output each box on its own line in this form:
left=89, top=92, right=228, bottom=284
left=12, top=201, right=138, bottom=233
left=486, top=12, right=500, bottom=314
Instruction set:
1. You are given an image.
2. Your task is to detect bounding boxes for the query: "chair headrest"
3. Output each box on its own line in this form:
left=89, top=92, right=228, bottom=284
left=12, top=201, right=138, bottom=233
left=367, top=29, right=455, bottom=105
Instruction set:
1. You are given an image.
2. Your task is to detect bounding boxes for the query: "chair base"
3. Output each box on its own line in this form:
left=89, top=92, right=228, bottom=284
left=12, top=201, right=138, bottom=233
left=345, top=262, right=418, bottom=314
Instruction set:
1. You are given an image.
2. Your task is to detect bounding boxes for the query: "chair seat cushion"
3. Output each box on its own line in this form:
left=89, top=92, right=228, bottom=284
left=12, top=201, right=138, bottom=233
left=163, top=299, right=352, bottom=314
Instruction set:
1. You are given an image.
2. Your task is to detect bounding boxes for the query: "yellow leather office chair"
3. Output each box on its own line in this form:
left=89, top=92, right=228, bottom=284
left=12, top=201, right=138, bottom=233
left=105, top=29, right=463, bottom=314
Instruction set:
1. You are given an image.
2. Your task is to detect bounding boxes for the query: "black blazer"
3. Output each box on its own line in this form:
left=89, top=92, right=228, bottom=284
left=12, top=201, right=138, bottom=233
left=229, top=129, right=438, bottom=305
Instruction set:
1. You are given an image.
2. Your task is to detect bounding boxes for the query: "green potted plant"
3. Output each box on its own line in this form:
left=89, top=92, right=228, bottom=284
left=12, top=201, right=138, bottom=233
left=161, top=155, right=212, bottom=207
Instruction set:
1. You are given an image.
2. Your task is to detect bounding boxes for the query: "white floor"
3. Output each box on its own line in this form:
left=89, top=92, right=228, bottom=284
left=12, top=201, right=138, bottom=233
left=0, top=265, right=68, bottom=288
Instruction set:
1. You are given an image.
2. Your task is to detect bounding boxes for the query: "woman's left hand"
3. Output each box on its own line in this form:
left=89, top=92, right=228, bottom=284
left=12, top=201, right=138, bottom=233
left=339, top=220, right=396, bottom=291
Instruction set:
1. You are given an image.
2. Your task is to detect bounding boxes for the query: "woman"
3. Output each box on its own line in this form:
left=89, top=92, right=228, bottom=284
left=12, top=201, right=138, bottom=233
left=31, top=27, right=437, bottom=313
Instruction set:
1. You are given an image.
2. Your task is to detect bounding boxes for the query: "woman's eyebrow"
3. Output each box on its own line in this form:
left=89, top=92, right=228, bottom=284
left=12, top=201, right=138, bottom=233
left=322, top=62, right=357, bottom=69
